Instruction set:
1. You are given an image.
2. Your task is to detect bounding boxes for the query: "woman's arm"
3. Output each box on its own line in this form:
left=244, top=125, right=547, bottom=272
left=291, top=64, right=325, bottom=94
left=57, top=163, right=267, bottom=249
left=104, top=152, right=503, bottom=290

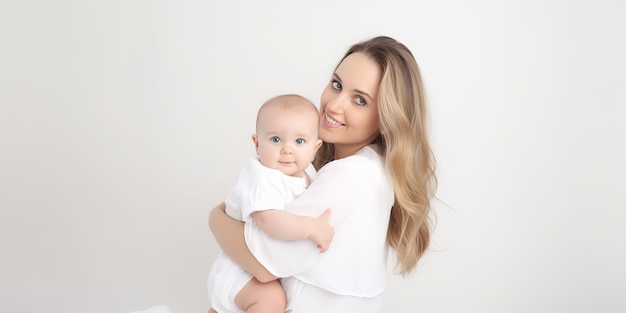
left=208, top=202, right=277, bottom=282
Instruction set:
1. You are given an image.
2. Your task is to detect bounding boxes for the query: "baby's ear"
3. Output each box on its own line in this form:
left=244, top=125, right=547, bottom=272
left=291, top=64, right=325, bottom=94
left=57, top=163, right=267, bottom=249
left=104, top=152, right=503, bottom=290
left=251, top=134, right=260, bottom=154
left=315, top=139, right=323, bottom=151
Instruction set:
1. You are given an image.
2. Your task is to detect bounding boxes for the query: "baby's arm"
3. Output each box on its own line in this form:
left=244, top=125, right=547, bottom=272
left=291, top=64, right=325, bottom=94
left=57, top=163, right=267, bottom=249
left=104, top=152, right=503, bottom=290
left=252, top=209, right=334, bottom=252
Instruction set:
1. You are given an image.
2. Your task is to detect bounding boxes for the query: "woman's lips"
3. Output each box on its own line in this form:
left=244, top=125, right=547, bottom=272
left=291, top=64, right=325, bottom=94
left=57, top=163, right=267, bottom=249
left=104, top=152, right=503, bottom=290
left=323, top=114, right=344, bottom=127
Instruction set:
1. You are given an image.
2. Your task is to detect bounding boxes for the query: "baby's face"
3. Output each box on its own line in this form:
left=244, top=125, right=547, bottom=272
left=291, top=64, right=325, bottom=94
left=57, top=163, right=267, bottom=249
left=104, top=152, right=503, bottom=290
left=253, top=107, right=321, bottom=177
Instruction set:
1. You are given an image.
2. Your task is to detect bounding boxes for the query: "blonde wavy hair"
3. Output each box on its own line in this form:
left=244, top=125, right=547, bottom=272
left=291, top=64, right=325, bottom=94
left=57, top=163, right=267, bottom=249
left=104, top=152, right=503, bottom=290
left=314, top=36, right=437, bottom=276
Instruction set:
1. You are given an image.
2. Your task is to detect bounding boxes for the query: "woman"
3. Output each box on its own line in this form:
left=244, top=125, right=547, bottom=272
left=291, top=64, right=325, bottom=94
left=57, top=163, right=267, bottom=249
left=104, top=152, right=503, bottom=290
left=209, top=35, right=437, bottom=312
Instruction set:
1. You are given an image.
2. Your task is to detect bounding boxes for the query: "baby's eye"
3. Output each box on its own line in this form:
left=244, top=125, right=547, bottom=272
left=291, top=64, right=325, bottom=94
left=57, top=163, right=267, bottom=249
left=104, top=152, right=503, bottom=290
left=355, top=96, right=366, bottom=106
left=271, top=136, right=281, bottom=143
left=295, top=138, right=305, bottom=145
left=331, top=80, right=342, bottom=91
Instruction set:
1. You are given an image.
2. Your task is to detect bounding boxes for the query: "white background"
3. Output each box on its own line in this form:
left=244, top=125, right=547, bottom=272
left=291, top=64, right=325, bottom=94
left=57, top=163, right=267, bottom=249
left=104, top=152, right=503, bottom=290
left=1, top=1, right=625, bottom=312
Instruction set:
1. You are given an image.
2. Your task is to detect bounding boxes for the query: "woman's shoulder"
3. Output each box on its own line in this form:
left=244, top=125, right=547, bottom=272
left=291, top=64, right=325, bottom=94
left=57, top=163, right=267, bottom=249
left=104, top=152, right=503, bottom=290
left=319, top=145, right=386, bottom=178
left=336, top=145, right=383, bottom=166
left=354, top=144, right=383, bottom=162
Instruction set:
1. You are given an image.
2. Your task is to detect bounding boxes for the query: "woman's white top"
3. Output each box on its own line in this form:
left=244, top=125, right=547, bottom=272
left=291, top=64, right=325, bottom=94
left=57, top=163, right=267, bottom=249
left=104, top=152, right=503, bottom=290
left=244, top=145, right=394, bottom=312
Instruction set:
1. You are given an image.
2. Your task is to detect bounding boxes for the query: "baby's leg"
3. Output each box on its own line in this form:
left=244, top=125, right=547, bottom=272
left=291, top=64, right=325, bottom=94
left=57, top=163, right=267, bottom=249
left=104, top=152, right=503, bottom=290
left=234, top=277, right=286, bottom=313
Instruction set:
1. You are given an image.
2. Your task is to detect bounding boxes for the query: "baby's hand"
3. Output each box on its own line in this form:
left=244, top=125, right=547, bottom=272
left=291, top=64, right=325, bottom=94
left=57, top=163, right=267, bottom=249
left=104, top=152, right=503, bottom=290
left=309, top=209, right=334, bottom=253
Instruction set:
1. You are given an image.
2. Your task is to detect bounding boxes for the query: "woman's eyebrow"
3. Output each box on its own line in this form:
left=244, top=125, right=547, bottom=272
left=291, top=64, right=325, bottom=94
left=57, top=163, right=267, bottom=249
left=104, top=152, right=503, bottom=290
left=333, top=73, right=374, bottom=102
left=333, top=73, right=342, bottom=83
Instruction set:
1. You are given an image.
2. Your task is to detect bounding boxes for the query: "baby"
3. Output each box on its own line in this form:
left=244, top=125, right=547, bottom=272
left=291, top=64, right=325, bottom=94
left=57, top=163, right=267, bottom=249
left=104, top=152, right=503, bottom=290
left=207, top=94, right=334, bottom=313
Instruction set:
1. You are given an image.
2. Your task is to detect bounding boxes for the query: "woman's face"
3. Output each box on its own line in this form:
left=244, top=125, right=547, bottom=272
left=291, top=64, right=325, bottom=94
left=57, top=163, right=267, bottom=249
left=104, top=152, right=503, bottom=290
left=319, top=52, right=382, bottom=159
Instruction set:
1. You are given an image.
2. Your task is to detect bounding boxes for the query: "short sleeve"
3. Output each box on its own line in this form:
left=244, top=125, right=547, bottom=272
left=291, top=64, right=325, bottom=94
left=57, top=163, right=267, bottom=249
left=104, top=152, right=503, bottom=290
left=229, top=157, right=298, bottom=223
left=239, top=173, right=291, bottom=222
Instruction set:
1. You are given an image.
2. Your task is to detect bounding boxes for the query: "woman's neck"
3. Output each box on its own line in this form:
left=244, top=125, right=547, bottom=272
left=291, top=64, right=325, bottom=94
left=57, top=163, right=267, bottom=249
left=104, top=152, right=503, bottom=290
left=333, top=143, right=370, bottom=159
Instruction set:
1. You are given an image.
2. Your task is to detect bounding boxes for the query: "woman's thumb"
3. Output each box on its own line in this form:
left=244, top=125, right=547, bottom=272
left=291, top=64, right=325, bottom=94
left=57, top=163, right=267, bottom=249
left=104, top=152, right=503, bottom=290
left=320, top=208, right=331, bottom=220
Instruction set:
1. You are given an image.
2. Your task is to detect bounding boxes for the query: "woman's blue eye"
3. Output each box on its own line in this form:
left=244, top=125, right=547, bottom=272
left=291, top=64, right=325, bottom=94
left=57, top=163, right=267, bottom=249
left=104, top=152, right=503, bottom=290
left=355, top=96, right=366, bottom=106
left=271, top=136, right=280, bottom=143
left=332, top=81, right=342, bottom=90
left=295, top=138, right=305, bottom=145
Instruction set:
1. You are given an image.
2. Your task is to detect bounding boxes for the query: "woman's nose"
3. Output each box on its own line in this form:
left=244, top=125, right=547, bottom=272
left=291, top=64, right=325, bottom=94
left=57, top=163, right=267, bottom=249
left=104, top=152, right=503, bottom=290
left=325, top=93, right=346, bottom=113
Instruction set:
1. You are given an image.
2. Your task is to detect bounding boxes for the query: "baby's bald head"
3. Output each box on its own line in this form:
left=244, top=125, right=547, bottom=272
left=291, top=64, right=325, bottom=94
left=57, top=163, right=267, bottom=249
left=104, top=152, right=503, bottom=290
left=256, top=94, right=319, bottom=132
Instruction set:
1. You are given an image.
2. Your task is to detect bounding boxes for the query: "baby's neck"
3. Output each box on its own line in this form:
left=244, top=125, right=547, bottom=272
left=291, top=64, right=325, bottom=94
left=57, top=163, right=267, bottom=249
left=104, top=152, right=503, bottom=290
left=289, top=171, right=310, bottom=187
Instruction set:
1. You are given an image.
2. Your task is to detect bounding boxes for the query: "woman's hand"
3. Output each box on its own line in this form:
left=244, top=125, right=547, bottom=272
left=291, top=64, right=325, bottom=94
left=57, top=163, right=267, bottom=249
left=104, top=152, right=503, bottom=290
left=309, top=209, right=334, bottom=253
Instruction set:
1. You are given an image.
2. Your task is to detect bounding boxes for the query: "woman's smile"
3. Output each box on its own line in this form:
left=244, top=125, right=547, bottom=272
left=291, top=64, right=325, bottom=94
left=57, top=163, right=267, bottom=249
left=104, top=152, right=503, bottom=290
left=322, top=113, right=344, bottom=127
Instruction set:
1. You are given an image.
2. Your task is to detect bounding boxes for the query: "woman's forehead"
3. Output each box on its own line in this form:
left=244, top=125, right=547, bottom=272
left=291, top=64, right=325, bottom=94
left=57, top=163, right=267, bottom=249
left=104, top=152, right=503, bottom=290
left=336, top=52, right=381, bottom=98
